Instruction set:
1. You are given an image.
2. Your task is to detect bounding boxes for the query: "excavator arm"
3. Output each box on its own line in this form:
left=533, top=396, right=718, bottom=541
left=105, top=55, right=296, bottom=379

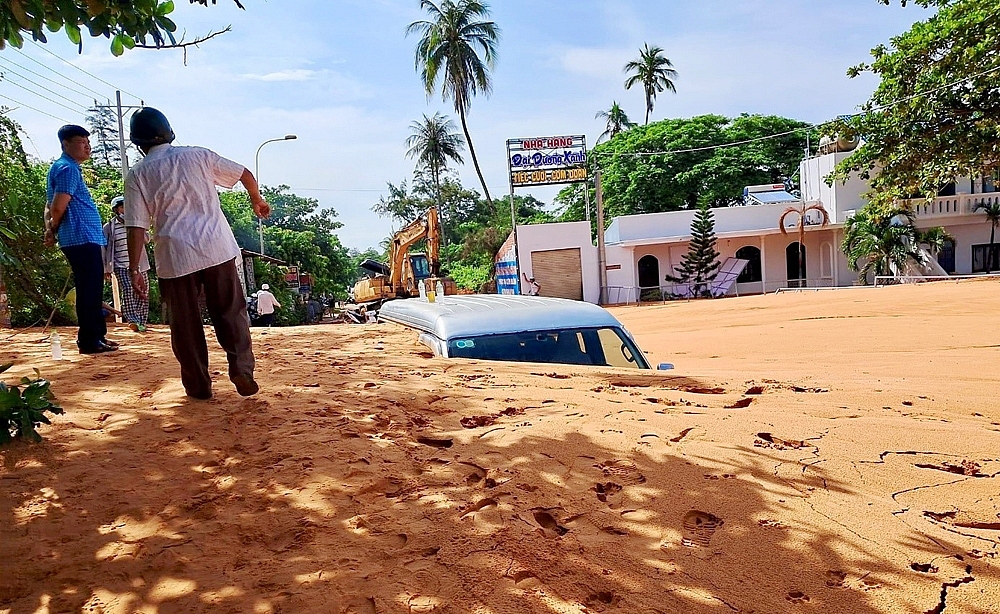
left=389, top=207, right=440, bottom=294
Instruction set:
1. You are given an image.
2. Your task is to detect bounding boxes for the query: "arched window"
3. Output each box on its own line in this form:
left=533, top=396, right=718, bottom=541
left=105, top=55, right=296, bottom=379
left=786, top=242, right=806, bottom=286
left=637, top=255, right=660, bottom=289
left=735, top=246, right=762, bottom=283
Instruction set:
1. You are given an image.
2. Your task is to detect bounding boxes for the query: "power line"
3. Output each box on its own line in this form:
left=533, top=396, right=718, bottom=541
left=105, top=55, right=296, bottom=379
left=0, top=65, right=91, bottom=111
left=0, top=93, right=72, bottom=123
left=0, top=55, right=107, bottom=102
left=10, top=47, right=110, bottom=99
left=0, top=78, right=86, bottom=115
left=26, top=39, right=141, bottom=101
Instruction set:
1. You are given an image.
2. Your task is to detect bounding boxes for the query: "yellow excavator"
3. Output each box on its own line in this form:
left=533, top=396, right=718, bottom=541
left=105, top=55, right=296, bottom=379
left=349, top=207, right=457, bottom=318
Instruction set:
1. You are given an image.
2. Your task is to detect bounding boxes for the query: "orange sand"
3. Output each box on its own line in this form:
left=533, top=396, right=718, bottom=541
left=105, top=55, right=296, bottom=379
left=1, top=280, right=998, bottom=613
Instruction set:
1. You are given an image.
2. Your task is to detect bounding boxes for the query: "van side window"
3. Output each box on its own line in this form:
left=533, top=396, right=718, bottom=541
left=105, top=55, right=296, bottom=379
left=598, top=328, right=637, bottom=368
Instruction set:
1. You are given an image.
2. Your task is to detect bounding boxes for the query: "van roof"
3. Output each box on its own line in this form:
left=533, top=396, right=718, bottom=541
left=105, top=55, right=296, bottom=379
left=379, top=295, right=624, bottom=340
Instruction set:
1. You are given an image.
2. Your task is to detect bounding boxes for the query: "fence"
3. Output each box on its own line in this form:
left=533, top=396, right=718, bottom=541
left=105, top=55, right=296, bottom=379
left=873, top=273, right=1000, bottom=288
left=605, top=277, right=837, bottom=304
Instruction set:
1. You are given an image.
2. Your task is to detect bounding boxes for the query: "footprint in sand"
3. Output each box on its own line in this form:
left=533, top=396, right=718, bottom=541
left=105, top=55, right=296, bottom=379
left=341, top=596, right=376, bottom=614
left=681, top=510, right=723, bottom=548
left=508, top=570, right=543, bottom=588
left=462, top=498, right=498, bottom=517
left=597, top=459, right=646, bottom=485
left=825, top=570, right=847, bottom=587
left=532, top=510, right=569, bottom=536
left=786, top=591, right=810, bottom=604
left=593, top=482, right=623, bottom=503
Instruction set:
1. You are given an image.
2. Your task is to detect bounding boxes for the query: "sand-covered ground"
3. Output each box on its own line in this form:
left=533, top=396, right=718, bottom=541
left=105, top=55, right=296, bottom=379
left=2, top=280, right=999, bottom=613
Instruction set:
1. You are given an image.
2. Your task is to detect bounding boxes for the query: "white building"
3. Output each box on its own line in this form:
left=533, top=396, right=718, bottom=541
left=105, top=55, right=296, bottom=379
left=498, top=148, right=1000, bottom=304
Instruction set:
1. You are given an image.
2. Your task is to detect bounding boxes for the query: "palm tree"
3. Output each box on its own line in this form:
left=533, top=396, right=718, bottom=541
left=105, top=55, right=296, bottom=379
left=408, top=0, right=499, bottom=209
left=779, top=201, right=830, bottom=287
left=624, top=43, right=678, bottom=125
left=405, top=113, right=465, bottom=208
left=595, top=102, right=635, bottom=142
left=842, top=206, right=925, bottom=284
left=916, top=226, right=953, bottom=258
left=974, top=200, right=1000, bottom=271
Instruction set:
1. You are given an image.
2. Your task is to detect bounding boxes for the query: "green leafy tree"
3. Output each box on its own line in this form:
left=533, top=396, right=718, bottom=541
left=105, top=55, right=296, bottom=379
left=408, top=0, right=500, bottom=209
left=85, top=105, right=123, bottom=168
left=0, top=0, right=240, bottom=55
left=665, top=204, right=721, bottom=297
left=974, top=201, right=1000, bottom=271
left=624, top=43, right=678, bottom=125
left=405, top=112, right=465, bottom=209
left=829, top=0, right=1000, bottom=207
left=569, top=114, right=813, bottom=220
left=596, top=102, right=636, bottom=142
left=842, top=206, right=925, bottom=283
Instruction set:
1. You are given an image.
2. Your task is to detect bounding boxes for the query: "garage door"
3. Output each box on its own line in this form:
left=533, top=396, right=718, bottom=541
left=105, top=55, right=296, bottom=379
left=531, top=248, right=583, bottom=300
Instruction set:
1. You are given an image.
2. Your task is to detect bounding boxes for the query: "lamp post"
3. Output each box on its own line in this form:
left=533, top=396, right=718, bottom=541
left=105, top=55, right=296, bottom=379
left=254, top=134, right=297, bottom=254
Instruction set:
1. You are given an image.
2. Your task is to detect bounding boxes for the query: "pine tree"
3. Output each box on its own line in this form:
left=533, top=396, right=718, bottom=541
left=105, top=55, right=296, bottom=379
left=665, top=204, right=721, bottom=297
left=86, top=105, right=123, bottom=168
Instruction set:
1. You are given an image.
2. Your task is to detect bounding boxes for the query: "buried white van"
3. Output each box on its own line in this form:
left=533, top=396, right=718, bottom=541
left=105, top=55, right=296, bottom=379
left=378, top=295, right=656, bottom=370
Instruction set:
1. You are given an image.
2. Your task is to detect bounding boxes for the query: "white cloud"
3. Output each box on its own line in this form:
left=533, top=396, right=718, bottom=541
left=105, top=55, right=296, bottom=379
left=241, top=69, right=318, bottom=82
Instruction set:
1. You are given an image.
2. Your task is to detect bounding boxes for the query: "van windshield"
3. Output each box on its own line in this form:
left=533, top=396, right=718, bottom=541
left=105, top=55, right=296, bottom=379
left=447, top=327, right=650, bottom=370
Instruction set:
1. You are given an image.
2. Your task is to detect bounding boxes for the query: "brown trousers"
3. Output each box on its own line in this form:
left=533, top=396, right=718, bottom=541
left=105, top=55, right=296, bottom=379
left=159, top=259, right=254, bottom=398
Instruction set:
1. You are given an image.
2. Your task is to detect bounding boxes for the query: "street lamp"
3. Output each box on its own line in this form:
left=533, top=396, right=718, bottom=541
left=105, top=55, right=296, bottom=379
left=254, top=134, right=297, bottom=254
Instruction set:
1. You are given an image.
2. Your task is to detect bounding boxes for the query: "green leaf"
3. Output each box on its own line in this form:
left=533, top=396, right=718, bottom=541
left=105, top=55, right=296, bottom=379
left=65, top=23, right=82, bottom=45
left=111, top=34, right=125, bottom=56
left=158, top=1, right=176, bottom=16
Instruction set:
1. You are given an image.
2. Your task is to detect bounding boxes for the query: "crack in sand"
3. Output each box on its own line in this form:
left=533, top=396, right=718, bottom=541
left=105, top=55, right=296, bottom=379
left=923, top=565, right=974, bottom=614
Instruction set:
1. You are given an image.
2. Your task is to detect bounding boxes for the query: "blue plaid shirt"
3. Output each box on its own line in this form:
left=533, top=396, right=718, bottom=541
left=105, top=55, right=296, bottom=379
left=46, top=153, right=106, bottom=248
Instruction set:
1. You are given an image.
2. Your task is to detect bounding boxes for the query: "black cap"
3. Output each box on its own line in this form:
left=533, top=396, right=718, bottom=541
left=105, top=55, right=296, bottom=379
left=130, top=107, right=175, bottom=147
left=57, top=125, right=90, bottom=142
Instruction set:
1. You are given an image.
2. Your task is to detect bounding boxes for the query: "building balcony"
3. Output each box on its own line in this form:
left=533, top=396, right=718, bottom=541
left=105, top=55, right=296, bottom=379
left=906, top=194, right=1000, bottom=220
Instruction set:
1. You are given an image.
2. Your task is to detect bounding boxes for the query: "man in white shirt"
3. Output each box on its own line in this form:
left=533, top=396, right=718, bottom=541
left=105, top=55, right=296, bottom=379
left=125, top=107, right=270, bottom=400
left=103, top=196, right=151, bottom=331
left=255, top=283, right=281, bottom=327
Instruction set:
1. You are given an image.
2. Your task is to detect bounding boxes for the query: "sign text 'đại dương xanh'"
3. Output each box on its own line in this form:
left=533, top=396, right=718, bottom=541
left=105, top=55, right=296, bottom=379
left=506, top=135, right=588, bottom=187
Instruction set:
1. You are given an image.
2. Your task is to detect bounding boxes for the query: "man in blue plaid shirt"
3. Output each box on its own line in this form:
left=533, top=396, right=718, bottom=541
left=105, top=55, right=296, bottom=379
left=44, top=125, right=118, bottom=354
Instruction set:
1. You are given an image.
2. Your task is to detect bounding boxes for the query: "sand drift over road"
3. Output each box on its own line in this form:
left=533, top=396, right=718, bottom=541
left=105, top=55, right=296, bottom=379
left=2, top=280, right=999, bottom=612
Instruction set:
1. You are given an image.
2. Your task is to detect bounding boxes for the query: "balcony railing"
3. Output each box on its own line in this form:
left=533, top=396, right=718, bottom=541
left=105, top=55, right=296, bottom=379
left=907, top=194, right=1000, bottom=220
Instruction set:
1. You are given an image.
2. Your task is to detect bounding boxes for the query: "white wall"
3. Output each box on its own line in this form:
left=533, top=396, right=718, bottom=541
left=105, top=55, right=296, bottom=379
left=515, top=221, right=600, bottom=304
left=800, top=152, right=869, bottom=223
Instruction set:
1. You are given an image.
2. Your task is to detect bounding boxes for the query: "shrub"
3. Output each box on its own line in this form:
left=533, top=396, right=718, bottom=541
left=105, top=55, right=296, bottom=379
left=0, top=363, right=64, bottom=444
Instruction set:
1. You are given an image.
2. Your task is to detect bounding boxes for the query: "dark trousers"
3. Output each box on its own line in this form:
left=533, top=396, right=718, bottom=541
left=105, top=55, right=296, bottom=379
left=258, top=313, right=274, bottom=327
left=61, top=243, right=107, bottom=350
left=159, top=259, right=255, bottom=398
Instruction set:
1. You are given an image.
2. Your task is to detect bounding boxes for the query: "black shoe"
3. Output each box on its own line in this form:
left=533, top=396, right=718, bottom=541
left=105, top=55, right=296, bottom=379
left=100, top=338, right=120, bottom=349
left=185, top=390, right=213, bottom=401
left=232, top=374, right=259, bottom=397
left=79, top=341, right=117, bottom=355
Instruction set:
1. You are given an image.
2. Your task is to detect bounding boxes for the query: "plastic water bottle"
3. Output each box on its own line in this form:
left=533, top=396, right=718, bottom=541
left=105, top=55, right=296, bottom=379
left=419, top=280, right=427, bottom=300
left=50, top=332, right=62, bottom=360
left=436, top=280, right=445, bottom=298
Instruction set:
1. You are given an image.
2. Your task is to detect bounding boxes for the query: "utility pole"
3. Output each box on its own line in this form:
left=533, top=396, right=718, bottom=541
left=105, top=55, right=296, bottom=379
left=595, top=169, right=608, bottom=305
left=116, top=91, right=129, bottom=181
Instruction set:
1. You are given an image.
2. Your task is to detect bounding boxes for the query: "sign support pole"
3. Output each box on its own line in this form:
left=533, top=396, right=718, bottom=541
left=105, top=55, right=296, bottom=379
left=509, top=179, right=521, bottom=295
left=595, top=169, right=608, bottom=305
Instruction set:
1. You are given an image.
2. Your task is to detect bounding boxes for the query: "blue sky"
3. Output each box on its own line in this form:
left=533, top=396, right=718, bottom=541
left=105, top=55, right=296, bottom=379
left=1, top=0, right=930, bottom=250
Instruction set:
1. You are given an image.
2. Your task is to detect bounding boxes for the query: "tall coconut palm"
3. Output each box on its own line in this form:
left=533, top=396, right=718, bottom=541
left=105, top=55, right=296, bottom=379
left=842, top=206, right=925, bottom=283
left=974, top=200, right=1000, bottom=271
left=779, top=201, right=830, bottom=286
left=408, top=0, right=499, bottom=209
left=405, top=112, right=465, bottom=208
left=595, top=102, right=635, bottom=142
left=624, top=43, right=678, bottom=125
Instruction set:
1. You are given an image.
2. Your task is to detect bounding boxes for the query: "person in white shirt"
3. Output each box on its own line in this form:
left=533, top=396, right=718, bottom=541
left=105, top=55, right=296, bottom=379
left=125, top=107, right=270, bottom=400
left=255, top=284, right=281, bottom=327
left=103, top=196, right=151, bottom=331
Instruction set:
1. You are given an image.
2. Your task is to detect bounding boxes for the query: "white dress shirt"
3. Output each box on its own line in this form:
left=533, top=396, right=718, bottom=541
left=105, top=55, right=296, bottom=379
left=125, top=144, right=245, bottom=279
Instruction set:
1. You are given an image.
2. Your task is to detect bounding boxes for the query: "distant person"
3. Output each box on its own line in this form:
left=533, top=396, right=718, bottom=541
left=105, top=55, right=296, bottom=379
left=522, top=273, right=541, bottom=296
left=256, top=284, right=281, bottom=327
left=125, top=107, right=270, bottom=400
left=43, top=124, right=117, bottom=354
left=103, top=196, right=151, bottom=332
